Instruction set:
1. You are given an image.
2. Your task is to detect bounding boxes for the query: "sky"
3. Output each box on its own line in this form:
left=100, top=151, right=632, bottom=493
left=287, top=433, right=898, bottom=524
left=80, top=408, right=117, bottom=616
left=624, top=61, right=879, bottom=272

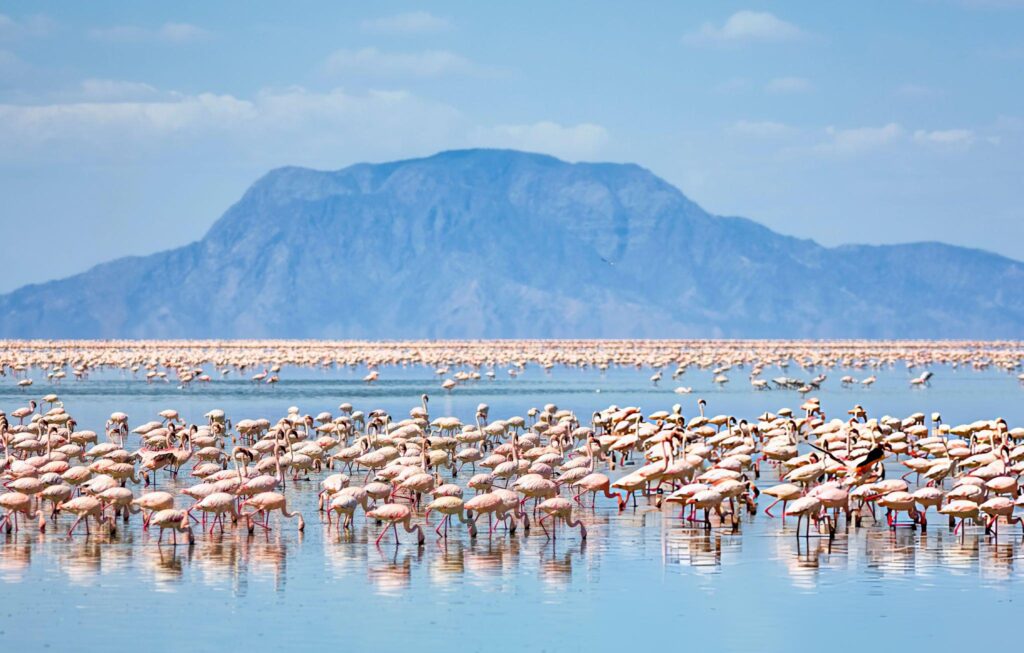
left=1, top=1, right=1022, bottom=292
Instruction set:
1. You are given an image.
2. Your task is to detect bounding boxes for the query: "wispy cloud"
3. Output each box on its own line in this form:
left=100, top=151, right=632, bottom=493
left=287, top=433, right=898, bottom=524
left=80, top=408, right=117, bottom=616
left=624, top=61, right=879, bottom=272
left=0, top=88, right=459, bottom=164
left=728, top=120, right=797, bottom=138
left=765, top=76, right=812, bottom=93
left=324, top=48, right=478, bottom=77
left=0, top=13, right=55, bottom=40
left=739, top=120, right=991, bottom=158
left=913, top=128, right=976, bottom=147
left=0, top=86, right=606, bottom=164
left=472, top=121, right=609, bottom=160
left=77, top=79, right=162, bottom=101
left=683, top=11, right=805, bottom=46
left=360, top=11, right=451, bottom=34
left=88, top=22, right=210, bottom=44
left=820, top=123, right=903, bottom=155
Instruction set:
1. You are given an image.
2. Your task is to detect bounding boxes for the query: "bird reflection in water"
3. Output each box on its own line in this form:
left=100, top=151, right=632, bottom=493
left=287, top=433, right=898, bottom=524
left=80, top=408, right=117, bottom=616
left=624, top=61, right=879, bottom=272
left=938, top=533, right=981, bottom=573
left=192, top=535, right=245, bottom=591
left=368, top=545, right=422, bottom=595
left=981, top=542, right=1015, bottom=582
left=323, top=528, right=368, bottom=580
left=766, top=510, right=1024, bottom=587
left=60, top=539, right=104, bottom=585
left=665, top=531, right=723, bottom=569
left=778, top=532, right=849, bottom=589
left=662, top=508, right=744, bottom=570
left=539, top=542, right=583, bottom=589
left=0, top=541, right=32, bottom=582
left=465, top=537, right=522, bottom=578
left=244, top=533, right=291, bottom=592
left=430, top=540, right=466, bottom=584
left=144, top=544, right=192, bottom=588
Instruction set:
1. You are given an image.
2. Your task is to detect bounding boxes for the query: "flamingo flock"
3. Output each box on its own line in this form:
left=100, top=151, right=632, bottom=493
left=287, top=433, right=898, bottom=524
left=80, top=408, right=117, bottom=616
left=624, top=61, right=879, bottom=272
left=3, top=383, right=1024, bottom=555
left=0, top=339, right=1021, bottom=391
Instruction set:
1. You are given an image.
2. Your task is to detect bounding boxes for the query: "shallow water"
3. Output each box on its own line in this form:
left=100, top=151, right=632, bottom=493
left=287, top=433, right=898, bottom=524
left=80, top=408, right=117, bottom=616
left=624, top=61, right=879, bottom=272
left=2, top=363, right=1023, bottom=652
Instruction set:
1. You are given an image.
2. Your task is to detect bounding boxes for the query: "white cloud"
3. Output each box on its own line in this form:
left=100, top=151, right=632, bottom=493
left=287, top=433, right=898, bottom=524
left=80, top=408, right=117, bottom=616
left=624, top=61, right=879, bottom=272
left=360, top=11, right=451, bottom=34
left=0, top=86, right=605, bottom=166
left=159, top=22, right=209, bottom=42
left=0, top=90, right=382, bottom=161
left=77, top=79, right=162, bottom=101
left=472, top=121, right=609, bottom=160
left=324, top=48, right=477, bottom=77
left=728, top=120, right=796, bottom=138
left=913, top=128, right=976, bottom=147
left=819, top=123, right=903, bottom=155
left=88, top=22, right=210, bottom=43
left=0, top=13, right=54, bottom=40
left=683, top=11, right=804, bottom=46
left=765, top=122, right=991, bottom=158
left=765, top=76, right=811, bottom=93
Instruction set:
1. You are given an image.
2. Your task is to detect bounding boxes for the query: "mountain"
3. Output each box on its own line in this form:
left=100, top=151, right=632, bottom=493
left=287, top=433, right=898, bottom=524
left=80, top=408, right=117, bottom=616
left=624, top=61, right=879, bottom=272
left=1, top=148, right=1022, bottom=339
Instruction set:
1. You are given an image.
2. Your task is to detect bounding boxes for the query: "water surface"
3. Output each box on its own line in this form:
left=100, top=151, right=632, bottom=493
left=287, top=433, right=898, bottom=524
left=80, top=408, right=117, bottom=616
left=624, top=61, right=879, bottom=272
left=2, top=363, right=1023, bottom=651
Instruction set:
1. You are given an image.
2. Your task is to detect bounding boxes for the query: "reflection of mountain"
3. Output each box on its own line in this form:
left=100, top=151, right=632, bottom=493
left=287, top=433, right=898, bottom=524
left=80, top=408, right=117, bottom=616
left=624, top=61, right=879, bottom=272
left=2, top=149, right=1021, bottom=338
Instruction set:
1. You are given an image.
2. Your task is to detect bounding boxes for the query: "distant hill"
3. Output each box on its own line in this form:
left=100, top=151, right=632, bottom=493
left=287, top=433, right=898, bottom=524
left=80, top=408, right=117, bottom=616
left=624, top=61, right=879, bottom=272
left=1, top=148, right=1021, bottom=338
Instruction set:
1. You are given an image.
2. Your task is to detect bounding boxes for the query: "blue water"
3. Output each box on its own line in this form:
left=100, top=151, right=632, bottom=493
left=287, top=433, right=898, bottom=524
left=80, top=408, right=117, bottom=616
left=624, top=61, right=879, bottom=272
left=2, top=362, right=1023, bottom=651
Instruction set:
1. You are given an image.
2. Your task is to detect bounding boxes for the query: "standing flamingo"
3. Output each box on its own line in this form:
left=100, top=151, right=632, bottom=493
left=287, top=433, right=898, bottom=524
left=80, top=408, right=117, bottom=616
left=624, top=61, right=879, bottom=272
left=241, top=491, right=305, bottom=533
left=537, top=497, right=587, bottom=540
left=424, top=496, right=477, bottom=539
left=366, top=503, right=425, bottom=546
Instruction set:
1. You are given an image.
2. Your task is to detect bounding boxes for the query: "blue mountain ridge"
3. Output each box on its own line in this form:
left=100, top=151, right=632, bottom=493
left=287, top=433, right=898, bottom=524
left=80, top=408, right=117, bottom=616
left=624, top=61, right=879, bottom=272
left=1, top=148, right=1021, bottom=338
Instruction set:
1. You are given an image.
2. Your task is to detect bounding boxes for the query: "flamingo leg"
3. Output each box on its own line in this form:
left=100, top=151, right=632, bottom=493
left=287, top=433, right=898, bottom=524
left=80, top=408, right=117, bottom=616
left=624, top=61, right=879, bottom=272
left=375, top=522, right=390, bottom=546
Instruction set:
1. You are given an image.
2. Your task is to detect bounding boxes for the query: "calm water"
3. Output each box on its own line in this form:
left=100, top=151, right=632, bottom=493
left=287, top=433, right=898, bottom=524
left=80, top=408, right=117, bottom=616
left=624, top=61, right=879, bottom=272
left=2, top=363, right=1023, bottom=651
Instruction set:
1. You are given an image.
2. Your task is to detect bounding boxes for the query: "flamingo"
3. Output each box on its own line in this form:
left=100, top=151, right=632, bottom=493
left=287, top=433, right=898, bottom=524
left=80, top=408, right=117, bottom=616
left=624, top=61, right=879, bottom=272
left=366, top=503, right=425, bottom=546
left=149, top=509, right=195, bottom=546
left=59, top=496, right=114, bottom=537
left=0, top=492, right=45, bottom=532
left=424, top=496, right=477, bottom=539
left=241, top=491, right=305, bottom=533
left=537, top=497, right=586, bottom=540
left=11, top=400, right=36, bottom=425
left=187, top=492, right=238, bottom=534
left=131, top=491, right=175, bottom=529
left=784, top=496, right=825, bottom=538
left=761, top=483, right=802, bottom=518
left=571, top=472, right=625, bottom=509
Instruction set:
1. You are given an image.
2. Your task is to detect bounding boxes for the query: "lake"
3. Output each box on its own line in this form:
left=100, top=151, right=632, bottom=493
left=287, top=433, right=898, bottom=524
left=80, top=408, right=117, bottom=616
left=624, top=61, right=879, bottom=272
left=1, top=360, right=1023, bottom=652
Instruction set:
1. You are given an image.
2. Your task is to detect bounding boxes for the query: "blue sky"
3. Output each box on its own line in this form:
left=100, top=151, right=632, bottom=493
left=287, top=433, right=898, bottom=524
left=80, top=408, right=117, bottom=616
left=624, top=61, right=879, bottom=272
left=1, top=1, right=1022, bottom=291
